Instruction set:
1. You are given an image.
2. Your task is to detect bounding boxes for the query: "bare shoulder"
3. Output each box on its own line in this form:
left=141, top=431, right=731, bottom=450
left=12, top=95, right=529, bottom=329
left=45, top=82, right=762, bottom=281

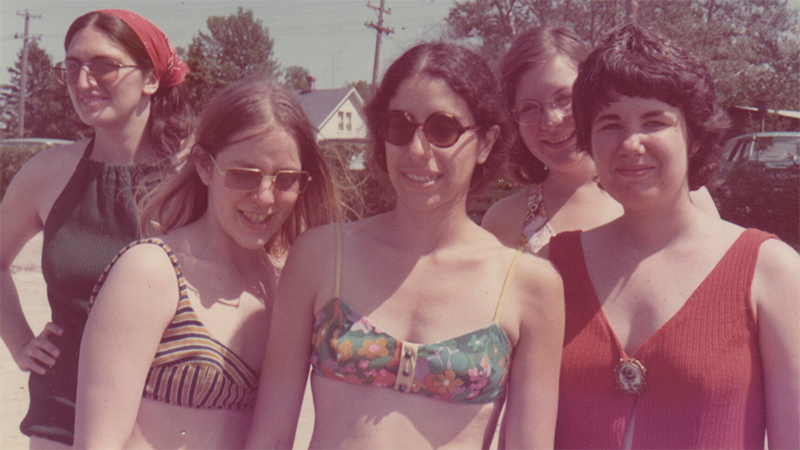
left=481, top=188, right=529, bottom=247
left=93, top=240, right=181, bottom=314
left=753, top=238, right=800, bottom=303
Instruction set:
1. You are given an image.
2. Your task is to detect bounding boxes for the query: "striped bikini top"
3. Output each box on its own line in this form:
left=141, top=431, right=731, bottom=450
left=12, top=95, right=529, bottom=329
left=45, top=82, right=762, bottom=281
left=309, top=224, right=520, bottom=404
left=90, top=238, right=259, bottom=410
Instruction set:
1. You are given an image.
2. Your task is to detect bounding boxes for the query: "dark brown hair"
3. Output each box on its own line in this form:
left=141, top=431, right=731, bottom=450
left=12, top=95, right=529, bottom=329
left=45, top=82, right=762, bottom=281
left=573, top=24, right=730, bottom=189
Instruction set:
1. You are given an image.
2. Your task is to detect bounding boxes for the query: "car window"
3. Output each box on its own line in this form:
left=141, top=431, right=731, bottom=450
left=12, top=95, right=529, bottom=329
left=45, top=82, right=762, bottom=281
left=753, top=136, right=800, bottom=162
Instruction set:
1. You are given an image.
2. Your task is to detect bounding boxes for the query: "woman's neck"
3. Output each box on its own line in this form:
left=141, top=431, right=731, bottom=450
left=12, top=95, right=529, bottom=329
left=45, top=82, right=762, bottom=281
left=384, top=201, right=480, bottom=255
left=91, top=104, right=155, bottom=164
left=543, top=153, right=598, bottom=194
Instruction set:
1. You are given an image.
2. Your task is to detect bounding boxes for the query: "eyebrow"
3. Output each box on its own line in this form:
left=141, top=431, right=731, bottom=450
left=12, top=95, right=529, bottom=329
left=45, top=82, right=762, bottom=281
left=593, top=109, right=672, bottom=124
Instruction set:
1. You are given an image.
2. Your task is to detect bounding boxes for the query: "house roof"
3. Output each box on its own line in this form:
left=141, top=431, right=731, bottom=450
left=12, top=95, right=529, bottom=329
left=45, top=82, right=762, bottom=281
left=292, top=86, right=364, bottom=129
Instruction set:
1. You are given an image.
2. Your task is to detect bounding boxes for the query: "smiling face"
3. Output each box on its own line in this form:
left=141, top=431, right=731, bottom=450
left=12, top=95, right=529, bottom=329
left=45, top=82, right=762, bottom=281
left=514, top=55, right=589, bottom=173
left=590, top=95, right=693, bottom=209
left=196, top=126, right=303, bottom=250
left=65, top=26, right=157, bottom=130
left=385, top=74, right=497, bottom=213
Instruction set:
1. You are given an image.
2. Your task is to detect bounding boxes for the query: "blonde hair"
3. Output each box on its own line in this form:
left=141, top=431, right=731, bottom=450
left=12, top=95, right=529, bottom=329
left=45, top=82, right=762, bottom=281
left=138, top=76, right=342, bottom=254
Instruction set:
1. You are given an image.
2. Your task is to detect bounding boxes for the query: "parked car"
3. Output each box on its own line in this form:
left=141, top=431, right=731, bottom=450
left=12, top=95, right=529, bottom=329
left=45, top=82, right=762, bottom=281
left=0, top=137, right=74, bottom=147
left=711, top=132, right=800, bottom=250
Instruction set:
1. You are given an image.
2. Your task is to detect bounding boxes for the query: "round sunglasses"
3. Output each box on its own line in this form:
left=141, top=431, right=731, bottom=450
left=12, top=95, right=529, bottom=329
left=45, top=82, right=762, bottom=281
left=54, top=59, right=141, bottom=85
left=209, top=154, right=311, bottom=193
left=381, top=110, right=479, bottom=148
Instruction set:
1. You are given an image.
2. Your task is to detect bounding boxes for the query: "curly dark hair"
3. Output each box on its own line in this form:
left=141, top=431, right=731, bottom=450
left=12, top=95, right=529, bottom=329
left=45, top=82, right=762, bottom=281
left=573, top=24, right=730, bottom=190
left=365, top=42, right=513, bottom=194
left=499, top=26, right=590, bottom=185
left=65, top=11, right=191, bottom=160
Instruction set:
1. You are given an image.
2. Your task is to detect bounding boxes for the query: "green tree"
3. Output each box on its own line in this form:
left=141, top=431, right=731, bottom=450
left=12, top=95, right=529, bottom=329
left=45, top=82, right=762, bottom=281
left=283, top=65, right=311, bottom=90
left=184, top=7, right=280, bottom=110
left=0, top=41, right=89, bottom=139
left=444, top=0, right=800, bottom=132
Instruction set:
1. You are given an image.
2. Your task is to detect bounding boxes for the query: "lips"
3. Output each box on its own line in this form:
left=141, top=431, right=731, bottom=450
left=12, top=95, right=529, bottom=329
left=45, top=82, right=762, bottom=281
left=402, top=171, right=442, bottom=185
left=541, top=130, right=576, bottom=145
left=615, top=164, right=654, bottom=177
left=241, top=210, right=269, bottom=225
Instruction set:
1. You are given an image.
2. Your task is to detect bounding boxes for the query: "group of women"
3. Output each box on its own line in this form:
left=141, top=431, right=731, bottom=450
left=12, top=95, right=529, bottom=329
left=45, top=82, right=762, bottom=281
left=0, top=7, right=796, bottom=450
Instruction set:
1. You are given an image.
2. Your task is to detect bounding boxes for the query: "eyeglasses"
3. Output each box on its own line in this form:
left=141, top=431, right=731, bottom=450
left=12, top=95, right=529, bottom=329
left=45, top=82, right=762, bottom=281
left=54, top=59, right=141, bottom=85
left=381, top=110, right=479, bottom=148
left=208, top=154, right=311, bottom=193
left=513, top=93, right=573, bottom=126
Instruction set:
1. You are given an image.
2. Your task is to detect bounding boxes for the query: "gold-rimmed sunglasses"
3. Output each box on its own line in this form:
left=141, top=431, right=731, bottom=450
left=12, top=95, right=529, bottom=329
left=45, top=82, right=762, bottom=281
left=208, top=154, right=311, bottom=193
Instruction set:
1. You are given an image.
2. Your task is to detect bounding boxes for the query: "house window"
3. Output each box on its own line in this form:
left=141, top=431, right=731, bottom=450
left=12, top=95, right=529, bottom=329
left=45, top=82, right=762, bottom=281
left=346, top=112, right=352, bottom=131
left=338, top=111, right=344, bottom=130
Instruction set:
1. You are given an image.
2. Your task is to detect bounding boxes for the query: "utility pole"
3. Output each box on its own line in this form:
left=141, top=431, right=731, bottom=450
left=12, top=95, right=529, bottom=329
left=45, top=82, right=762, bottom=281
left=625, top=0, right=638, bottom=25
left=365, top=0, right=393, bottom=95
left=14, top=10, right=41, bottom=138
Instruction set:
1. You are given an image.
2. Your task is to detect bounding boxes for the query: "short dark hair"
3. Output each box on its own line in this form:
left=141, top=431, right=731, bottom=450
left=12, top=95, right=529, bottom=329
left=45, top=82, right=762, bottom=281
left=365, top=42, right=512, bottom=194
left=573, top=24, right=730, bottom=189
left=500, top=27, right=590, bottom=185
left=65, top=11, right=190, bottom=159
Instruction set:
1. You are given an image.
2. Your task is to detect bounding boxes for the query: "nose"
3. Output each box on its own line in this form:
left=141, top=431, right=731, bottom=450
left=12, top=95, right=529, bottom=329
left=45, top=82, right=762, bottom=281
left=75, top=65, right=97, bottom=89
left=620, top=132, right=646, bottom=155
left=250, top=179, right=277, bottom=205
left=406, top=128, right=432, bottom=161
left=540, top=107, right=566, bottom=130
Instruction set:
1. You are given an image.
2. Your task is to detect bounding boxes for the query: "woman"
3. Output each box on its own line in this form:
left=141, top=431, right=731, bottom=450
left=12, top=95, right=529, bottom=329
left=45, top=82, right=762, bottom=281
left=73, top=76, right=341, bottom=449
left=550, top=24, right=799, bottom=449
left=482, top=26, right=716, bottom=252
left=245, top=43, right=564, bottom=449
left=0, top=10, right=190, bottom=447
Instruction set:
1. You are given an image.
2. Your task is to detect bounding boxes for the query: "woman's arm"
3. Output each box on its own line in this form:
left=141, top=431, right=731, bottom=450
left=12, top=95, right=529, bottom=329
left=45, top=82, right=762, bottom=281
left=502, top=254, right=565, bottom=449
left=246, top=226, right=332, bottom=449
left=0, top=148, right=76, bottom=374
left=73, top=243, right=179, bottom=449
left=752, top=239, right=800, bottom=448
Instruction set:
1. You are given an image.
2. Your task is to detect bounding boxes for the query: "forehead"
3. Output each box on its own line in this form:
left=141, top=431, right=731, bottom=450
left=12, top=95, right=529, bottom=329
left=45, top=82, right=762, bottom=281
left=66, top=26, right=132, bottom=61
left=595, top=95, right=682, bottom=118
left=389, top=74, right=474, bottom=122
left=516, top=55, right=578, bottom=97
left=217, top=126, right=302, bottom=167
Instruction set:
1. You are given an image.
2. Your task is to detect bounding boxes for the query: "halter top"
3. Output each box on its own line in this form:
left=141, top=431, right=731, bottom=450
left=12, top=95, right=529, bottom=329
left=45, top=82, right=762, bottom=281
left=90, top=238, right=259, bottom=410
left=309, top=224, right=520, bottom=404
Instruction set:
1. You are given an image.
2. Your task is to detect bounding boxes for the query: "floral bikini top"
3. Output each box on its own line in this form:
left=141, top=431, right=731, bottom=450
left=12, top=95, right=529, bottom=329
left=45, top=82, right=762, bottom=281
left=521, top=183, right=556, bottom=253
left=309, top=224, right=521, bottom=404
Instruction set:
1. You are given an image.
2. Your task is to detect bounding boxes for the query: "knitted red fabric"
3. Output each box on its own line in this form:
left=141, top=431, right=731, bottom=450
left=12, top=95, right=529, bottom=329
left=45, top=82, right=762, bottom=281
left=550, top=229, right=771, bottom=449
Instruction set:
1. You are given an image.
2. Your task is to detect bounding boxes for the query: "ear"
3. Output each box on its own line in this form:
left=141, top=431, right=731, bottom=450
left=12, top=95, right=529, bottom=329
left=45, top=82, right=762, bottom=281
left=193, top=145, right=213, bottom=186
left=476, top=125, right=500, bottom=165
left=142, top=70, right=159, bottom=96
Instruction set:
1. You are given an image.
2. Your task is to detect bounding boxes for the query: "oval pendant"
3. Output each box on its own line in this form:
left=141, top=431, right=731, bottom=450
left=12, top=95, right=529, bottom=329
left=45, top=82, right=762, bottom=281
left=614, top=358, right=646, bottom=394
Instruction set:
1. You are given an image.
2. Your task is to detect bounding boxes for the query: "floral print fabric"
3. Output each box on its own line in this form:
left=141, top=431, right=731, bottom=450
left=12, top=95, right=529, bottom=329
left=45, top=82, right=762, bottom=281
left=310, top=298, right=512, bottom=404
left=521, top=183, right=556, bottom=253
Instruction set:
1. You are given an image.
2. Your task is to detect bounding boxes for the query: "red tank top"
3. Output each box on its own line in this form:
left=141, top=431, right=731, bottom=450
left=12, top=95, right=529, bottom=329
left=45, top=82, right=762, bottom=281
left=550, top=229, right=772, bottom=449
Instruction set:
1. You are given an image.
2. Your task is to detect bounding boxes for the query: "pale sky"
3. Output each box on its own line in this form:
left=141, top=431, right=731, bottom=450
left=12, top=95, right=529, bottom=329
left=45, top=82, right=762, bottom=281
left=0, top=0, right=452, bottom=89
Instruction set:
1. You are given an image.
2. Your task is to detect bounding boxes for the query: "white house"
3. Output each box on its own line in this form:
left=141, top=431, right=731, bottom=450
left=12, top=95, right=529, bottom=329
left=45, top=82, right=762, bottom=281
left=293, top=85, right=368, bottom=144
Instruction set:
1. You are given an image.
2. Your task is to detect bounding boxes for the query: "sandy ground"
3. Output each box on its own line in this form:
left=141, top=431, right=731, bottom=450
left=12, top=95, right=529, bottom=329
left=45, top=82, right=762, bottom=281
left=0, top=233, right=316, bottom=450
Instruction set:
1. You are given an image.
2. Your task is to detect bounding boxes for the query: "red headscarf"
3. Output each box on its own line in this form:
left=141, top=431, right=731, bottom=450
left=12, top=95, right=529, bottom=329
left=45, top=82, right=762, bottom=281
left=97, top=9, right=190, bottom=88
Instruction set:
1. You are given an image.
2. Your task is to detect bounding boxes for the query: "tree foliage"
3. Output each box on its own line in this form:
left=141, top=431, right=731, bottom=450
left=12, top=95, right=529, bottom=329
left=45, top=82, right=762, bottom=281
left=445, top=0, right=800, bottom=131
left=0, top=41, right=89, bottom=140
left=347, top=80, right=372, bottom=103
left=283, top=65, right=311, bottom=90
left=183, top=7, right=280, bottom=110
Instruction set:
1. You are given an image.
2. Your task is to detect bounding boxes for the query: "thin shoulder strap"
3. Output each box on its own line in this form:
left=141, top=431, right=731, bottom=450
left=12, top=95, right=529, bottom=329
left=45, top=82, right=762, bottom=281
left=493, top=244, right=525, bottom=323
left=334, top=222, right=343, bottom=299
